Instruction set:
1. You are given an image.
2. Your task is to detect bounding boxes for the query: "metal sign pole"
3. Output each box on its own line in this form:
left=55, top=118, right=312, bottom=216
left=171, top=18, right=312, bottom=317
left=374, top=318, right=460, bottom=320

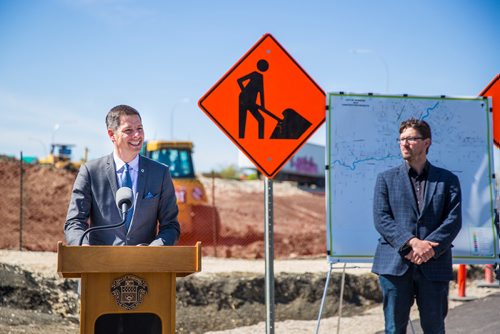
left=264, top=177, right=275, bottom=334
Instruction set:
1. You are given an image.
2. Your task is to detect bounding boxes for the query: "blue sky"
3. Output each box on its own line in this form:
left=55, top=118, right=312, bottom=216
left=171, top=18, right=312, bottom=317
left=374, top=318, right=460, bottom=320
left=1, top=0, right=499, bottom=172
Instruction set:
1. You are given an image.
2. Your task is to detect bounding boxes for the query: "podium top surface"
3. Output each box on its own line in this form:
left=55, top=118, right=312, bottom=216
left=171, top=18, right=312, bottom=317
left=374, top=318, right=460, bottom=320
left=57, top=241, right=202, bottom=278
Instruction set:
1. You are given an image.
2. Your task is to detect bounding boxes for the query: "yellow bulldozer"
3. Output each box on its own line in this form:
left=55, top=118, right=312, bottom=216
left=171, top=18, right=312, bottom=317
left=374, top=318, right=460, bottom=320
left=141, top=140, right=220, bottom=245
left=38, top=143, right=86, bottom=171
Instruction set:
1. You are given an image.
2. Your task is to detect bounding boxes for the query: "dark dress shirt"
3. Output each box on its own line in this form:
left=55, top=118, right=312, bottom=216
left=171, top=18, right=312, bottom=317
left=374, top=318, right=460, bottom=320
left=407, top=161, right=430, bottom=214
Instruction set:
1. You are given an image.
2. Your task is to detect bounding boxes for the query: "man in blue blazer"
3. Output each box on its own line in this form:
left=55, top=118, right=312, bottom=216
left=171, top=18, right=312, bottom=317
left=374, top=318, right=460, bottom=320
left=372, top=118, right=462, bottom=334
left=65, top=105, right=180, bottom=246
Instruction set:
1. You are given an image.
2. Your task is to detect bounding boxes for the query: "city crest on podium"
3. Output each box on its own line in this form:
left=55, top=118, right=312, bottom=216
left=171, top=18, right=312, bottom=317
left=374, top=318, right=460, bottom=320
left=111, top=274, right=149, bottom=310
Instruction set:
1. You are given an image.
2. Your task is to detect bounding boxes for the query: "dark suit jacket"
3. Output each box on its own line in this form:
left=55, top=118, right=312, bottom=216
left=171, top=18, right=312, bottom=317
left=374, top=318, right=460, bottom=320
left=372, top=162, right=462, bottom=281
left=64, top=154, right=180, bottom=246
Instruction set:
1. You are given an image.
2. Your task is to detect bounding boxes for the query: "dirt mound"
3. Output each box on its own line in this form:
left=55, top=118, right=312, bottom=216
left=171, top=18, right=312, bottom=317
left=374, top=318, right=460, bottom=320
left=0, top=263, right=79, bottom=333
left=0, top=158, right=76, bottom=251
left=0, top=157, right=326, bottom=258
left=176, top=272, right=381, bottom=333
left=0, top=261, right=381, bottom=334
left=199, top=176, right=326, bottom=258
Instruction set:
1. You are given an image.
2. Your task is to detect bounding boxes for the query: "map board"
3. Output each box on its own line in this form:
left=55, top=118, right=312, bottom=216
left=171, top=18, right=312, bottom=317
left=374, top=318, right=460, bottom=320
left=326, top=93, right=498, bottom=264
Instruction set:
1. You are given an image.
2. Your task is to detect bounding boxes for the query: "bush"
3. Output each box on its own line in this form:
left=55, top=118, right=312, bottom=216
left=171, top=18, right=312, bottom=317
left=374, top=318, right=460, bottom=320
left=219, top=164, right=240, bottom=180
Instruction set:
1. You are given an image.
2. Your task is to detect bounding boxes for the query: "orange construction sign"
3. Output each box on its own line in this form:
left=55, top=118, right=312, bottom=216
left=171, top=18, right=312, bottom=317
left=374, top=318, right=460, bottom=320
left=480, top=73, right=500, bottom=147
left=198, top=34, right=326, bottom=178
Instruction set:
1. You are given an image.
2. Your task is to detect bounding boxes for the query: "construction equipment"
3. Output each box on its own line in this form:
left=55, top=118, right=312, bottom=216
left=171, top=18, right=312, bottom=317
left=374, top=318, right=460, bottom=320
left=141, top=140, right=220, bottom=245
left=38, top=144, right=84, bottom=171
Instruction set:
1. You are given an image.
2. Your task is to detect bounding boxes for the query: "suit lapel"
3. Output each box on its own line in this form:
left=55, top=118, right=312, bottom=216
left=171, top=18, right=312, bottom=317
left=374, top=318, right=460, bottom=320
left=399, top=163, right=419, bottom=216
left=420, top=162, right=439, bottom=217
left=105, top=154, right=119, bottom=203
left=137, top=156, right=147, bottom=206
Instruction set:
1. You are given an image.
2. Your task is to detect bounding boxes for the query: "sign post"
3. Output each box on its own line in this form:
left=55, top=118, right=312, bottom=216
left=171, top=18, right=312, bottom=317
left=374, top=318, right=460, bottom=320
left=264, top=177, right=274, bottom=333
left=199, top=33, right=325, bottom=333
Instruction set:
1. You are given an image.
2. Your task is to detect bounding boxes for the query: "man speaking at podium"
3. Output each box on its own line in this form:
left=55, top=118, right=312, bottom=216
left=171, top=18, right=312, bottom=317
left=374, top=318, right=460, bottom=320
left=64, top=104, right=180, bottom=246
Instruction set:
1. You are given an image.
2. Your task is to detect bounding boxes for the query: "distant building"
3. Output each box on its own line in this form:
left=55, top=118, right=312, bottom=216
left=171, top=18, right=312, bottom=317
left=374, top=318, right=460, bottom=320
left=238, top=142, right=325, bottom=188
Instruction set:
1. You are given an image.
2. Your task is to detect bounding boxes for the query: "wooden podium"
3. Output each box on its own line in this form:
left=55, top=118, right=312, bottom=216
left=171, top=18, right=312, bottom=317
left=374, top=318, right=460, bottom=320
left=57, top=241, right=201, bottom=334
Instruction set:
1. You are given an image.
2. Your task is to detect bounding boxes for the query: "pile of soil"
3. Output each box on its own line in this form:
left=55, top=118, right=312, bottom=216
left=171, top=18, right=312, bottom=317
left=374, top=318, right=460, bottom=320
left=199, top=176, right=326, bottom=258
left=176, top=272, right=381, bottom=333
left=0, top=157, right=326, bottom=258
left=0, top=263, right=79, bottom=334
left=0, top=261, right=382, bottom=334
left=0, top=158, right=76, bottom=251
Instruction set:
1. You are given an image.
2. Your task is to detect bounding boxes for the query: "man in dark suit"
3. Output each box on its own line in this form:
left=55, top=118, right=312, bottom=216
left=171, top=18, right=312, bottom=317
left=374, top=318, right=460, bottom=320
left=372, top=118, right=462, bottom=333
left=65, top=105, right=180, bottom=246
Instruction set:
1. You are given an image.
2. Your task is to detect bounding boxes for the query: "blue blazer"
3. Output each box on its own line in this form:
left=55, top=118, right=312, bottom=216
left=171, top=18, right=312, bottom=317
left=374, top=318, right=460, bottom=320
left=65, top=154, right=180, bottom=246
left=372, top=162, right=462, bottom=281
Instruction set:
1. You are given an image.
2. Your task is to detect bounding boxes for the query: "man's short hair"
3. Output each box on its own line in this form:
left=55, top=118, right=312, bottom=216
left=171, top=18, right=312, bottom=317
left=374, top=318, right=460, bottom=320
left=399, top=118, right=432, bottom=140
left=106, top=105, right=141, bottom=131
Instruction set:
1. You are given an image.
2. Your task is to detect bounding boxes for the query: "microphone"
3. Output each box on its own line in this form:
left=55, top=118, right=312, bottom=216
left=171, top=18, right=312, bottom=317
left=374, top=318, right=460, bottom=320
left=116, top=186, right=134, bottom=216
left=78, top=187, right=134, bottom=246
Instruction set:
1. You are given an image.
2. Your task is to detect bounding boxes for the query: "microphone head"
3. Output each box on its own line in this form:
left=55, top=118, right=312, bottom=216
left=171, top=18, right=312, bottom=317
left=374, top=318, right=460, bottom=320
left=116, top=187, right=134, bottom=209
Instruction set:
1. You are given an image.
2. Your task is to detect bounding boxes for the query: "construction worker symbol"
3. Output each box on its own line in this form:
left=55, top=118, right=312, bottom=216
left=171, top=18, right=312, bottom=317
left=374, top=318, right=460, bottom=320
left=237, top=59, right=312, bottom=140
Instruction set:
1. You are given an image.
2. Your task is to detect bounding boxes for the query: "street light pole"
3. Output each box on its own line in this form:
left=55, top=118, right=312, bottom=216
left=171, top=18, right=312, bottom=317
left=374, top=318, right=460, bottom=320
left=50, top=120, right=77, bottom=144
left=51, top=123, right=60, bottom=144
left=28, top=137, right=47, bottom=157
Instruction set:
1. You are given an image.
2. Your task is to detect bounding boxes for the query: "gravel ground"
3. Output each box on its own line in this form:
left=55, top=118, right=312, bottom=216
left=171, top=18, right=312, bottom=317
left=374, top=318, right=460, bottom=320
left=0, top=250, right=371, bottom=276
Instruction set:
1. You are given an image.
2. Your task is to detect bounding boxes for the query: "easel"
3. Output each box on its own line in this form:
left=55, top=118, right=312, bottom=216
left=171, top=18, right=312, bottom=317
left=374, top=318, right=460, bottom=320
left=315, top=262, right=346, bottom=334
left=314, top=262, right=418, bottom=334
left=315, top=262, right=381, bottom=334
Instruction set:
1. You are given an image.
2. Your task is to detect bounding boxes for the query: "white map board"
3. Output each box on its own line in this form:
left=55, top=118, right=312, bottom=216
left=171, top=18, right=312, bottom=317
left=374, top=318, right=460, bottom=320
left=326, top=93, right=498, bottom=264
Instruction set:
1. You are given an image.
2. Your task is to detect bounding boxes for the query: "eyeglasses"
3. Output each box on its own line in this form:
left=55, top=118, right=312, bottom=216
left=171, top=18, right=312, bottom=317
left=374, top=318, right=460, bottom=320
left=397, top=137, right=425, bottom=144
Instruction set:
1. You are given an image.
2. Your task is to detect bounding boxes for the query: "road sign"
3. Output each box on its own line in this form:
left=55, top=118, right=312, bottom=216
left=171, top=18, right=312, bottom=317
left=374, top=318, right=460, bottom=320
left=480, top=73, right=500, bottom=147
left=198, top=33, right=326, bottom=178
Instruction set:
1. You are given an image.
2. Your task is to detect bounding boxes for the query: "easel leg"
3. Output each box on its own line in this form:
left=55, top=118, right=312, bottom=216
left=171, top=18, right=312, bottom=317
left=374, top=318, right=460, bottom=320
left=315, top=263, right=333, bottom=334
left=336, top=263, right=347, bottom=334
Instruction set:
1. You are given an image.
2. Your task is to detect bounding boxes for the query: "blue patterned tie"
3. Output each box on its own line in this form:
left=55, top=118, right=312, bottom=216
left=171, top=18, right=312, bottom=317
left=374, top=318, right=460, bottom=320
left=121, top=163, right=134, bottom=231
